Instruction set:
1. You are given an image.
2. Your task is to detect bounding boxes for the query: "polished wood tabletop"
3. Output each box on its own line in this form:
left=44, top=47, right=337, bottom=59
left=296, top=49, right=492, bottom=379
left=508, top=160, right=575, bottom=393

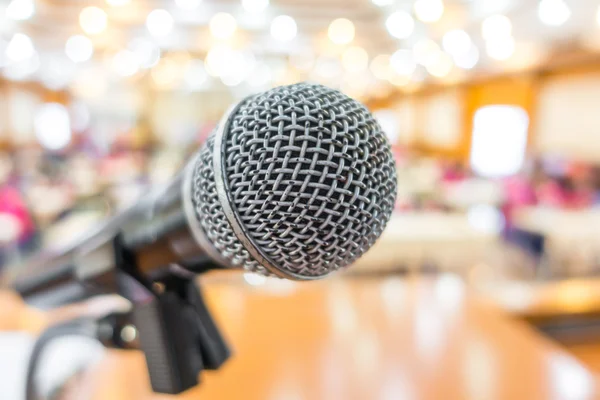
left=72, top=273, right=598, bottom=400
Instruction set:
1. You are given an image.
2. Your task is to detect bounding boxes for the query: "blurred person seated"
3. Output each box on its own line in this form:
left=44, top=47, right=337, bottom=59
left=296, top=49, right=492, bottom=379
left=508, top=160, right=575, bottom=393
left=0, top=153, right=37, bottom=268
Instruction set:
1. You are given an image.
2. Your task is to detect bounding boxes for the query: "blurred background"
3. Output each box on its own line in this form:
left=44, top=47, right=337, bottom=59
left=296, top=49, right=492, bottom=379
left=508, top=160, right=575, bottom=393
left=2, top=0, right=600, bottom=398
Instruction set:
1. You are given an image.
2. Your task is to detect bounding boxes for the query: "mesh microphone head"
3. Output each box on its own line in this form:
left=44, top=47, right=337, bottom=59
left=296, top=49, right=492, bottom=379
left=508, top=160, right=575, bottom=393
left=189, top=83, right=397, bottom=280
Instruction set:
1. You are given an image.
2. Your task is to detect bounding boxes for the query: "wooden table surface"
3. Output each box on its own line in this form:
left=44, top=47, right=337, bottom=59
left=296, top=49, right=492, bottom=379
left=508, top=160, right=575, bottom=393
left=78, top=274, right=598, bottom=400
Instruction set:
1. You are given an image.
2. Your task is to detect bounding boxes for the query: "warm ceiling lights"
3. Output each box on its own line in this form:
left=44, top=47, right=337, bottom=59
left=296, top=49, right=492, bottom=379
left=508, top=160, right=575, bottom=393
left=413, top=39, right=441, bottom=67
left=146, top=9, right=174, bottom=37
left=210, top=12, right=237, bottom=39
left=386, top=11, right=414, bottom=39
left=5, top=33, right=35, bottom=62
left=453, top=45, right=479, bottom=69
left=538, top=0, right=571, bottom=27
left=341, top=46, right=368, bottom=72
left=185, top=60, right=208, bottom=91
left=371, top=0, right=393, bottom=6
left=151, top=59, right=180, bottom=89
left=270, top=15, right=297, bottom=42
left=414, top=0, right=444, bottom=23
left=105, top=0, right=130, bottom=6
left=204, top=44, right=235, bottom=77
left=481, top=14, right=512, bottom=41
left=111, top=50, right=139, bottom=77
left=442, top=30, right=471, bottom=57
left=6, top=0, right=35, bottom=21
left=390, top=49, right=416, bottom=76
left=486, top=36, right=515, bottom=60
left=34, top=103, right=72, bottom=151
left=129, top=38, right=161, bottom=69
left=65, top=35, right=94, bottom=63
left=242, top=0, right=269, bottom=13
left=175, top=0, right=202, bottom=10
left=79, top=7, right=108, bottom=35
left=328, top=18, right=355, bottom=45
left=370, top=54, right=391, bottom=80
left=426, top=52, right=453, bottom=77
left=247, top=64, right=272, bottom=88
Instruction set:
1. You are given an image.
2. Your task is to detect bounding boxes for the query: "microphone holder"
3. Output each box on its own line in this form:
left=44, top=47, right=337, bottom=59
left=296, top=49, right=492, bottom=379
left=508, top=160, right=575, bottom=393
left=15, top=211, right=231, bottom=395
left=30, top=234, right=231, bottom=395
left=128, top=272, right=231, bottom=394
left=112, top=233, right=231, bottom=395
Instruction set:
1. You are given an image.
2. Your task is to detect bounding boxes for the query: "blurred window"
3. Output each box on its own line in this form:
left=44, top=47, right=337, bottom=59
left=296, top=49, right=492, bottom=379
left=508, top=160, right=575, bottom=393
left=470, top=105, right=529, bottom=178
left=536, top=75, right=600, bottom=162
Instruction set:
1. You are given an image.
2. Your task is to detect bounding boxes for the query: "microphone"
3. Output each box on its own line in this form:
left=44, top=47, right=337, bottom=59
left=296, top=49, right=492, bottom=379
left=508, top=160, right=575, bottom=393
left=6, top=83, right=398, bottom=395
left=11, top=82, right=397, bottom=298
left=126, top=82, right=397, bottom=280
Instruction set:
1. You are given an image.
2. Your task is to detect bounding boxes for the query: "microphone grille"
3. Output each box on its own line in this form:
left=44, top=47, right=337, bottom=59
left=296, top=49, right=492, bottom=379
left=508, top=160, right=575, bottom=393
left=192, top=83, right=397, bottom=279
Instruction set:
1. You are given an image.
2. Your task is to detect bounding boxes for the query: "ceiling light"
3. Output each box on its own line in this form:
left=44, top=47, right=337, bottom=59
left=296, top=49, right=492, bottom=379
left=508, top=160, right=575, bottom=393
left=184, top=60, right=208, bottom=91
left=242, top=0, right=269, bottom=13
left=328, top=18, right=355, bottom=45
left=5, top=33, right=35, bottom=62
left=210, top=12, right=237, bottom=39
left=34, top=103, right=71, bottom=151
left=413, top=38, right=441, bottom=67
left=128, top=38, right=160, bottom=69
left=442, top=30, right=471, bottom=57
left=146, top=9, right=174, bottom=37
left=79, top=7, right=108, bottom=35
left=414, top=0, right=444, bottom=23
left=388, top=73, right=411, bottom=87
left=151, top=59, right=180, bottom=89
left=111, top=50, right=139, bottom=77
left=386, top=11, right=414, bottom=39
left=105, top=0, right=130, bottom=6
left=270, top=15, right=297, bottom=42
left=40, top=57, right=76, bottom=90
left=371, top=0, right=393, bottom=6
left=453, top=44, right=479, bottom=69
left=486, top=36, right=515, bottom=60
left=247, top=63, right=272, bottom=87
left=390, top=49, right=416, bottom=76
left=482, top=14, right=512, bottom=41
left=71, top=67, right=108, bottom=98
left=6, top=0, right=35, bottom=21
left=220, top=51, right=253, bottom=86
left=204, top=45, right=236, bottom=77
left=341, top=46, right=368, bottom=73
left=370, top=54, right=391, bottom=80
left=426, top=52, right=453, bottom=77
left=3, top=53, right=39, bottom=81
left=290, top=50, right=315, bottom=71
left=175, top=0, right=201, bottom=10
left=314, top=56, right=342, bottom=79
left=65, top=35, right=94, bottom=63
left=538, top=0, right=570, bottom=27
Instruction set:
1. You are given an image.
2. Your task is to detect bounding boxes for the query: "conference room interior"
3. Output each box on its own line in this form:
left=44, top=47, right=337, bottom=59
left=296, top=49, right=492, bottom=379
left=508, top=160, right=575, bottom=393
left=2, top=0, right=600, bottom=399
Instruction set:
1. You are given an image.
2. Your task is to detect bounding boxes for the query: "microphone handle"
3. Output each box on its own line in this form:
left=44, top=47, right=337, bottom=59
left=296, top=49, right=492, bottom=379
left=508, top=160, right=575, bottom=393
left=8, top=170, right=210, bottom=306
